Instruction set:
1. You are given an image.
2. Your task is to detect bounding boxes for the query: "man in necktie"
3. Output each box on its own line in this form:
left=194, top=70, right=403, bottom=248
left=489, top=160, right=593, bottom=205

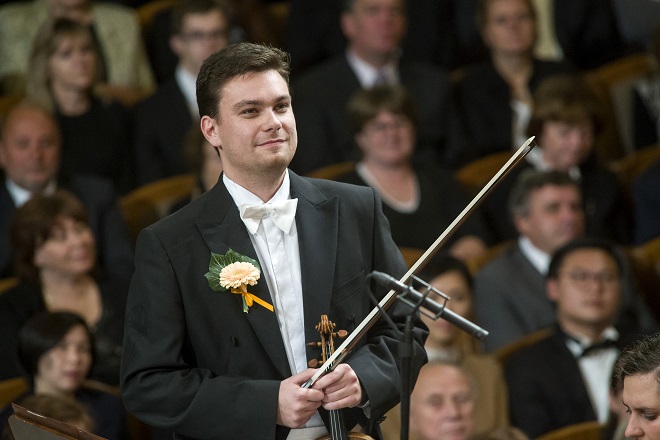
left=120, top=42, right=428, bottom=440
left=504, top=237, right=650, bottom=438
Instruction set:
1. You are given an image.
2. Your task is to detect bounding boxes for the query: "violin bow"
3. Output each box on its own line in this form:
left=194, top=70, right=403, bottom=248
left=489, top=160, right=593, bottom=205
left=302, top=136, right=536, bottom=389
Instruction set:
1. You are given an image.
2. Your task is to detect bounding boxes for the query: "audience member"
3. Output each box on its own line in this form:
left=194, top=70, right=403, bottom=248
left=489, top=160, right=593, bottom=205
left=632, top=22, right=660, bottom=149
left=380, top=255, right=508, bottom=438
left=612, top=0, right=660, bottom=56
left=134, top=0, right=230, bottom=185
left=25, top=18, right=133, bottom=193
left=10, top=312, right=126, bottom=439
left=483, top=74, right=634, bottom=244
left=0, top=191, right=129, bottom=385
left=474, top=170, right=656, bottom=352
left=447, top=0, right=575, bottom=168
left=407, top=361, right=477, bottom=440
left=0, top=0, right=154, bottom=103
left=335, top=85, right=490, bottom=259
left=632, top=160, right=660, bottom=244
left=612, top=332, right=660, bottom=440
left=505, top=237, right=649, bottom=438
left=290, top=0, right=451, bottom=175
left=0, top=102, right=133, bottom=280
left=169, top=126, right=223, bottom=214
left=1, top=394, right=94, bottom=440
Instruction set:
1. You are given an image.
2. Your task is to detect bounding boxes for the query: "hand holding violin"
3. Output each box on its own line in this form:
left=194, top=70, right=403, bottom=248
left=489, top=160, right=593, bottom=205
left=312, top=363, right=363, bottom=411
left=277, top=368, right=324, bottom=428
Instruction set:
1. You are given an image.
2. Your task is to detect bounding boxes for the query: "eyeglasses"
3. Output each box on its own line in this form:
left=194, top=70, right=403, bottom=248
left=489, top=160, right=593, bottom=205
left=180, top=30, right=228, bottom=43
left=560, top=270, right=619, bottom=287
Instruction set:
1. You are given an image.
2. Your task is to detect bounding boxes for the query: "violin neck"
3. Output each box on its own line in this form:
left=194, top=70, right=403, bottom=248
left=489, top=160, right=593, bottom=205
left=329, top=409, right=348, bottom=440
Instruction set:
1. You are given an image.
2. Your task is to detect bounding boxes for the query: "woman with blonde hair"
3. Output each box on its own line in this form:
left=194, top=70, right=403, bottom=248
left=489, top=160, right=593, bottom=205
left=25, top=17, right=132, bottom=192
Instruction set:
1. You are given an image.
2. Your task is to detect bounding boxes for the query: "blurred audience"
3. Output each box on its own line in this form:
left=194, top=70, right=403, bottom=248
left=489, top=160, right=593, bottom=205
left=505, top=237, right=648, bottom=438
left=612, top=0, right=660, bottom=56
left=380, top=255, right=508, bottom=438
left=169, top=126, right=222, bottom=214
left=25, top=18, right=133, bottom=193
left=0, top=102, right=133, bottom=280
left=134, top=0, right=230, bottom=186
left=1, top=312, right=127, bottom=439
left=0, top=0, right=154, bottom=103
left=0, top=190, right=128, bottom=385
left=612, top=332, right=660, bottom=440
left=335, top=85, right=490, bottom=259
left=474, top=169, right=656, bottom=352
left=1, top=393, right=94, bottom=440
left=448, top=0, right=575, bottom=168
left=483, top=74, right=634, bottom=244
left=290, top=0, right=451, bottom=175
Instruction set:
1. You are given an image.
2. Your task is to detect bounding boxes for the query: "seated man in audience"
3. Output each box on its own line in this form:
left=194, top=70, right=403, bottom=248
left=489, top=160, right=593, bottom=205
left=290, top=0, right=451, bottom=174
left=474, top=169, right=656, bottom=352
left=0, top=0, right=154, bottom=104
left=408, top=361, right=477, bottom=440
left=134, top=0, right=231, bottom=185
left=0, top=102, right=133, bottom=279
left=505, top=237, right=648, bottom=438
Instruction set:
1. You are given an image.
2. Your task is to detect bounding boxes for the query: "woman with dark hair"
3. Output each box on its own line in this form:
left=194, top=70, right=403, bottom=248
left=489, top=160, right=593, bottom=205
left=0, top=312, right=127, bottom=440
left=612, top=333, right=660, bottom=440
left=336, top=84, right=491, bottom=261
left=0, top=190, right=128, bottom=385
left=25, top=17, right=133, bottom=193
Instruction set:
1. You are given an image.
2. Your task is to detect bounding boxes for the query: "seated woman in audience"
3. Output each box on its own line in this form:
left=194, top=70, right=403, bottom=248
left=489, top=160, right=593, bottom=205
left=612, top=333, right=660, bottom=440
left=25, top=18, right=133, bottom=193
left=447, top=0, right=574, bottom=168
left=336, top=85, right=491, bottom=261
left=1, top=393, right=95, bottom=440
left=6, top=312, right=127, bottom=440
left=0, top=190, right=128, bottom=385
left=169, top=126, right=223, bottom=214
left=380, top=255, right=509, bottom=438
left=483, top=74, right=634, bottom=244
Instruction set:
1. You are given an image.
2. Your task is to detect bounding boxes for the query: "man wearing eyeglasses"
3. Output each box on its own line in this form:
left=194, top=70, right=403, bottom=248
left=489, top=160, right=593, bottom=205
left=134, top=0, right=231, bottom=186
left=504, top=237, right=649, bottom=438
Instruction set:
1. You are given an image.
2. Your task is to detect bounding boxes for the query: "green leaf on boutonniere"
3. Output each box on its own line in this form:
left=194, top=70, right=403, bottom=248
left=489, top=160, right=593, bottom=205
left=204, top=248, right=261, bottom=293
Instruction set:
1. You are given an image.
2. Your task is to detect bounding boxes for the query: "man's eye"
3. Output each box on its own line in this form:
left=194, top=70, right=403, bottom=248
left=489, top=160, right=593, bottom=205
left=241, top=109, right=257, bottom=115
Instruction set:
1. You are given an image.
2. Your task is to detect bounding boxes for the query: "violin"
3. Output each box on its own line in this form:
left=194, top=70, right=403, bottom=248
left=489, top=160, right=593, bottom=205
left=308, top=315, right=374, bottom=440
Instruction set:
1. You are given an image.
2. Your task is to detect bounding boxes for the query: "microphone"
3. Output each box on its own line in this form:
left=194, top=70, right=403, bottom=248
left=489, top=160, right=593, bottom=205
left=370, top=271, right=489, bottom=340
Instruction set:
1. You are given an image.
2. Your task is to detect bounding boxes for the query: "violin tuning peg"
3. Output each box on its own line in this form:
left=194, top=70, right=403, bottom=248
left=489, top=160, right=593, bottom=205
left=336, top=330, right=348, bottom=338
left=308, top=359, right=319, bottom=368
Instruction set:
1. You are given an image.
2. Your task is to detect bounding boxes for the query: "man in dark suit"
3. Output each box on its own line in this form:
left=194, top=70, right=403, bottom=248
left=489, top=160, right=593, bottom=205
left=290, top=0, right=451, bottom=175
left=0, top=102, right=133, bottom=280
left=120, top=42, right=428, bottom=440
left=133, top=0, right=231, bottom=185
left=505, top=237, right=645, bottom=438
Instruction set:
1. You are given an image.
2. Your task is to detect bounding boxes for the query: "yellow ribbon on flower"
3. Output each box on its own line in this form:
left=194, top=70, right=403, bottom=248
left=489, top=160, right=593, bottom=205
left=230, top=285, right=274, bottom=312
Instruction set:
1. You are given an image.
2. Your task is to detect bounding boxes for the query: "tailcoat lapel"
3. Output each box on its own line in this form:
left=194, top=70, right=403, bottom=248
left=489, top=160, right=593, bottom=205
left=194, top=180, right=291, bottom=379
left=289, top=173, right=340, bottom=360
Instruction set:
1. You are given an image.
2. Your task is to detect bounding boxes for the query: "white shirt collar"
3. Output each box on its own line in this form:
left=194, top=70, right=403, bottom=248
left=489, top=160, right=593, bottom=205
left=5, top=178, right=57, bottom=207
left=223, top=170, right=291, bottom=210
left=345, top=50, right=399, bottom=88
left=518, top=235, right=551, bottom=275
left=175, top=65, right=200, bottom=120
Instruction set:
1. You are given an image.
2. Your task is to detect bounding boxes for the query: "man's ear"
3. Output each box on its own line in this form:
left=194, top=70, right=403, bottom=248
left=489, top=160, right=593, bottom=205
left=200, top=116, right=221, bottom=149
left=546, top=278, right=559, bottom=301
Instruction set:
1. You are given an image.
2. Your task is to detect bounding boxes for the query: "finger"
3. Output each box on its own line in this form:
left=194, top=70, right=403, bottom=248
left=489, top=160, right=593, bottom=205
left=322, top=394, right=361, bottom=410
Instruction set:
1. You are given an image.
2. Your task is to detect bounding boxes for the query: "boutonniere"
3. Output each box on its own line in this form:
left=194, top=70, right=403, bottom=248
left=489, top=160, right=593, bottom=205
left=204, top=249, right=274, bottom=313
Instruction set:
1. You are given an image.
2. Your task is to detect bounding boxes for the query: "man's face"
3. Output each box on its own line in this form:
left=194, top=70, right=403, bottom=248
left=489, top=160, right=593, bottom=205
left=200, top=70, right=296, bottom=185
left=515, top=184, right=584, bottom=254
left=171, top=10, right=230, bottom=76
left=410, top=364, right=475, bottom=440
left=0, top=107, right=61, bottom=192
left=547, top=248, right=621, bottom=332
left=341, top=0, right=406, bottom=62
left=623, top=373, right=660, bottom=440
left=540, top=120, right=595, bottom=172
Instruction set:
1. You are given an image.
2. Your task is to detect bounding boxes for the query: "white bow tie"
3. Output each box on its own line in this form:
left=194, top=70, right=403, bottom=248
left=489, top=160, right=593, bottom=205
left=239, top=199, right=298, bottom=234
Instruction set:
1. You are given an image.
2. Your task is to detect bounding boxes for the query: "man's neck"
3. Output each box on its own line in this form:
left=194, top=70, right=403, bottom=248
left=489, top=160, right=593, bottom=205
left=559, top=319, right=611, bottom=343
left=347, top=46, right=396, bottom=69
left=224, top=169, right=287, bottom=202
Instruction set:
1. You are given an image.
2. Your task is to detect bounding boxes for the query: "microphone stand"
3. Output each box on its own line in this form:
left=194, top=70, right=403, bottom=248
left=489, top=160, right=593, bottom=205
left=365, top=273, right=449, bottom=440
